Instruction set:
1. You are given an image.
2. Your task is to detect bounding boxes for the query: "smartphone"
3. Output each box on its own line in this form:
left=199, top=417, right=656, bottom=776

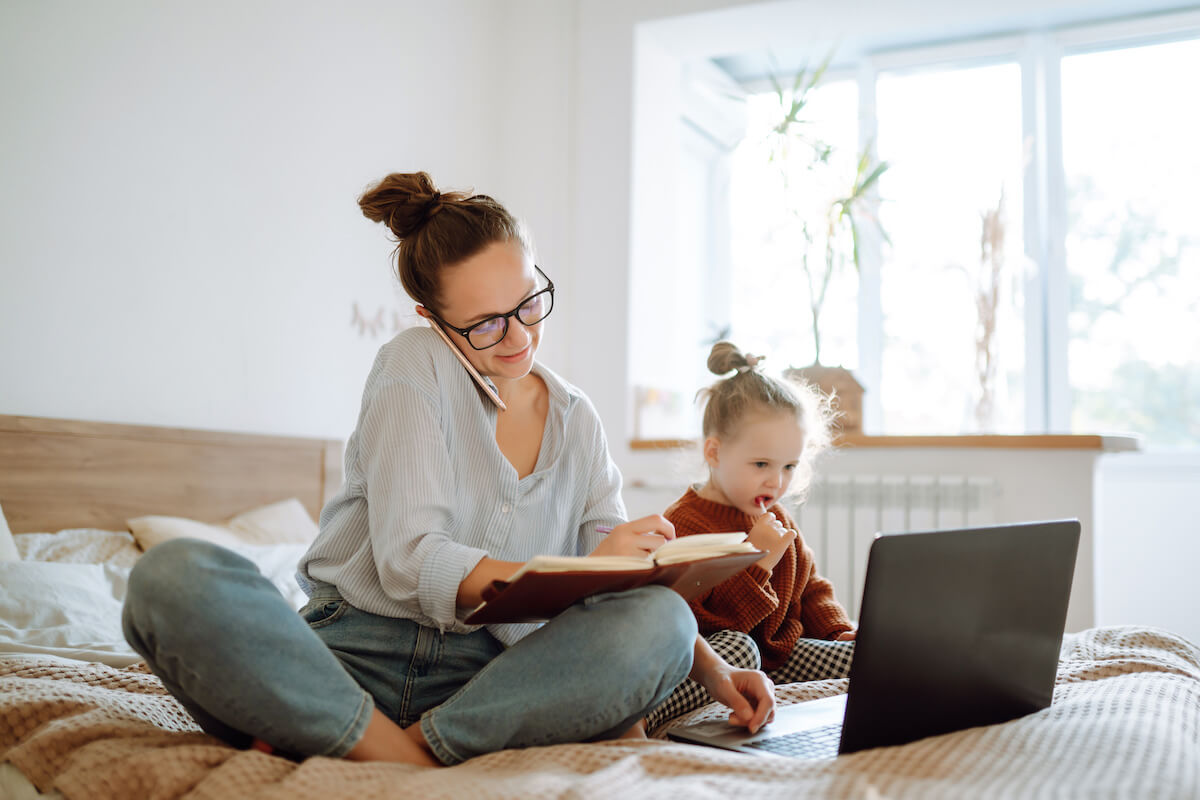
left=427, top=319, right=507, bottom=410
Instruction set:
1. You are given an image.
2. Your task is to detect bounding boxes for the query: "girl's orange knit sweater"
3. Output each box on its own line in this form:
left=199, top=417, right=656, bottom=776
left=664, top=487, right=852, bottom=671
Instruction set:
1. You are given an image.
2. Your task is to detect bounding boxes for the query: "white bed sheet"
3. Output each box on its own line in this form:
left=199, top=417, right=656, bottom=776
left=0, top=538, right=311, bottom=667
left=0, top=562, right=139, bottom=667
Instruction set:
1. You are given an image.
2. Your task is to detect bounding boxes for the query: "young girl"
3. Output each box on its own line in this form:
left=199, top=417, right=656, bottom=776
left=122, top=173, right=773, bottom=766
left=647, top=341, right=855, bottom=730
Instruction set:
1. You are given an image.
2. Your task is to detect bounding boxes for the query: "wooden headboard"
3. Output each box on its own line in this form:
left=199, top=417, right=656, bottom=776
left=0, top=414, right=344, bottom=534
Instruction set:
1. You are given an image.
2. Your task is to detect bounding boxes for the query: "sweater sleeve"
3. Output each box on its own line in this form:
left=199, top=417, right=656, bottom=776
left=778, top=506, right=852, bottom=639
left=792, top=538, right=853, bottom=639
left=666, top=502, right=780, bottom=633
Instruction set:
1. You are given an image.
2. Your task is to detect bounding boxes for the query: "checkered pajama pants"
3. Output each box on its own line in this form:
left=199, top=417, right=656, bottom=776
left=644, top=630, right=856, bottom=733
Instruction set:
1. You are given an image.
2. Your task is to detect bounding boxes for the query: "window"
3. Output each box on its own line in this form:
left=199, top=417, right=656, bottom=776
left=1060, top=37, right=1200, bottom=449
left=640, top=11, right=1200, bottom=450
left=729, top=77, right=860, bottom=370
left=875, top=60, right=1026, bottom=434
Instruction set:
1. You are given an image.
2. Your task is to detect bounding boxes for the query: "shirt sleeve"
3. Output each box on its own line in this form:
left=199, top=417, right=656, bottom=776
left=573, top=396, right=627, bottom=556
left=357, top=378, right=488, bottom=629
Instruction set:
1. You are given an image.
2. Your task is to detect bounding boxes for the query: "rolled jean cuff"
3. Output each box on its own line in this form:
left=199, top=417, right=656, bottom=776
left=419, top=712, right=461, bottom=765
left=322, top=686, right=376, bottom=758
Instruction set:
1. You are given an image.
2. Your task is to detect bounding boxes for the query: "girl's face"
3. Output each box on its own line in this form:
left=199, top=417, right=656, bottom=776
left=431, top=240, right=544, bottom=382
left=704, top=409, right=806, bottom=517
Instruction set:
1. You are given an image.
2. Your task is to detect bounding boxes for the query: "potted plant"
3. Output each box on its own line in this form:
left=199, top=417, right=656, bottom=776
left=761, top=58, right=889, bottom=435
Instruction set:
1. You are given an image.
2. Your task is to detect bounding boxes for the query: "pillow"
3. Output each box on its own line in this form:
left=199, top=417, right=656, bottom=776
left=0, top=501, right=17, bottom=562
left=222, top=541, right=311, bottom=610
left=127, top=497, right=319, bottom=551
left=226, top=498, right=319, bottom=546
left=0, top=561, right=140, bottom=667
left=126, top=514, right=246, bottom=551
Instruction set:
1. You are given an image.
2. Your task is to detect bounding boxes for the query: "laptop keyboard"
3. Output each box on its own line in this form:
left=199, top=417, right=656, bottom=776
left=743, top=722, right=842, bottom=759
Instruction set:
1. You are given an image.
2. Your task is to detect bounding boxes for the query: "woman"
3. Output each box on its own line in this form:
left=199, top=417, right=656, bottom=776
left=122, top=172, right=774, bottom=766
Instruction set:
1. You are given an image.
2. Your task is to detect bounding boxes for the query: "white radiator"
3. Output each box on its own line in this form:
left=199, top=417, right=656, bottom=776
left=787, top=474, right=1000, bottom=619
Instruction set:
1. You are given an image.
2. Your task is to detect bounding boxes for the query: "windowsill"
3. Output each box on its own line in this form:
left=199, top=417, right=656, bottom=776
left=630, top=433, right=1142, bottom=452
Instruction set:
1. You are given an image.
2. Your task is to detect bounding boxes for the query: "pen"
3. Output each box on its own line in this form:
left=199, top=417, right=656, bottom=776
left=596, top=525, right=614, bottom=534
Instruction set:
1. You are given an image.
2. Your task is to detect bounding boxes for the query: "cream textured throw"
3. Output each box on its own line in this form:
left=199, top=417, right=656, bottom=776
left=2, top=627, right=1198, bottom=799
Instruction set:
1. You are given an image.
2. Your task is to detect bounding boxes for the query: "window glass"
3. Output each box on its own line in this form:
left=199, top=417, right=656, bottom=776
left=875, top=62, right=1026, bottom=433
left=1061, top=38, right=1200, bottom=450
left=728, top=78, right=859, bottom=370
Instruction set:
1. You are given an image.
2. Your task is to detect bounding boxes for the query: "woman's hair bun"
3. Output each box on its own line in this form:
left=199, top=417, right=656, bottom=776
left=358, top=171, right=450, bottom=239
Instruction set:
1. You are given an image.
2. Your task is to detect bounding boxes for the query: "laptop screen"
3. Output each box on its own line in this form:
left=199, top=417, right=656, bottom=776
left=839, top=520, right=1080, bottom=753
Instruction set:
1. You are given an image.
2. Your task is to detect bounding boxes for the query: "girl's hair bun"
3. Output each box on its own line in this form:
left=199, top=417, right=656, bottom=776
left=707, top=340, right=763, bottom=376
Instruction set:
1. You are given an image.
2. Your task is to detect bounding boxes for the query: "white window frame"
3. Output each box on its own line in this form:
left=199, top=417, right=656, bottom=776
left=669, top=8, right=1200, bottom=441
left=804, top=11, right=1200, bottom=435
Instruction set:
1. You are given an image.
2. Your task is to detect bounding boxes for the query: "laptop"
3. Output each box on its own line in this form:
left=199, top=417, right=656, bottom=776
left=667, top=519, right=1080, bottom=759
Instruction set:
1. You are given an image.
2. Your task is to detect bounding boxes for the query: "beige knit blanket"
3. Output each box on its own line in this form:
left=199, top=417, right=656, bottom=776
left=3, top=626, right=1198, bottom=799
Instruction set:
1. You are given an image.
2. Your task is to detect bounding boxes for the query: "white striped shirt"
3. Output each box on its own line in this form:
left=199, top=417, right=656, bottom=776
left=297, top=327, right=626, bottom=646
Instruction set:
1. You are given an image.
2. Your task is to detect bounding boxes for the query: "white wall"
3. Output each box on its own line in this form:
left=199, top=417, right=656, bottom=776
left=0, top=0, right=573, bottom=441
left=570, top=0, right=763, bottom=459
left=1096, top=454, right=1200, bottom=645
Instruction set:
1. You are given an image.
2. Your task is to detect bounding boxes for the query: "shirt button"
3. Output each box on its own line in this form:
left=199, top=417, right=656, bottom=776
left=501, top=503, right=511, bottom=513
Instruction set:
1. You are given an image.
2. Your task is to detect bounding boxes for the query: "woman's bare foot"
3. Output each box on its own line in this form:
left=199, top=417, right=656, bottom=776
left=345, top=707, right=440, bottom=766
left=619, top=719, right=648, bottom=740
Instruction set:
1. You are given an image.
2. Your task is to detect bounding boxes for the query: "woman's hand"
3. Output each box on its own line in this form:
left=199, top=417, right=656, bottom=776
left=457, top=557, right=525, bottom=609
left=706, top=667, right=776, bottom=733
left=835, top=628, right=857, bottom=641
left=589, top=515, right=676, bottom=559
left=695, top=663, right=775, bottom=733
left=747, top=510, right=797, bottom=573
left=690, top=637, right=775, bottom=733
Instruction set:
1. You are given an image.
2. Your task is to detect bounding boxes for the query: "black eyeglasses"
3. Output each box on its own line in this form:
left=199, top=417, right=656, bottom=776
left=432, top=265, right=555, bottom=351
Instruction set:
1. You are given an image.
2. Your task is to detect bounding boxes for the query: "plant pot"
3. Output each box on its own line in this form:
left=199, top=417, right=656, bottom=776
left=784, top=363, right=864, bottom=436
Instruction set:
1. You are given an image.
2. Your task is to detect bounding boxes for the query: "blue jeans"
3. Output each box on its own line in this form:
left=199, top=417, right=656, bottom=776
left=121, top=539, right=697, bottom=764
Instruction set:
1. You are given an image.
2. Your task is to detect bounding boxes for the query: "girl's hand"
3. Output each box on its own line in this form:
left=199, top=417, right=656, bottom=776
left=747, top=510, right=797, bottom=572
left=589, top=515, right=676, bottom=559
left=835, top=628, right=857, bottom=641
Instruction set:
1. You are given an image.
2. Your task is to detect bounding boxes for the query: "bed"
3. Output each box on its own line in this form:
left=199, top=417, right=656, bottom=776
left=2, top=413, right=1198, bottom=799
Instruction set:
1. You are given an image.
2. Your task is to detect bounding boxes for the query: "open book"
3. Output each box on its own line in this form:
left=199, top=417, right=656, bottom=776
left=464, top=533, right=762, bottom=625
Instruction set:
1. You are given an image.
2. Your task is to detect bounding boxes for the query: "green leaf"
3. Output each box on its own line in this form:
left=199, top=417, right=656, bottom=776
left=768, top=68, right=784, bottom=100
left=859, top=161, right=890, bottom=193
left=849, top=218, right=862, bottom=272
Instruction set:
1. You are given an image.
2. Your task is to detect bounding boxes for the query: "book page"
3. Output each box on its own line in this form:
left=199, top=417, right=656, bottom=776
left=653, top=542, right=757, bottom=565
left=655, top=532, right=747, bottom=554
left=505, top=554, right=654, bottom=582
left=652, top=532, right=755, bottom=565
left=502, top=533, right=754, bottom=582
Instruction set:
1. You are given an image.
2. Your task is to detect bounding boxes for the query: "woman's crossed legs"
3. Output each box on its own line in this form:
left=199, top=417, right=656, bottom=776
left=122, top=539, right=696, bottom=765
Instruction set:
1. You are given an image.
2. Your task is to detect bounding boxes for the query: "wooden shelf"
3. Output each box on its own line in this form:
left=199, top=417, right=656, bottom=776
left=630, top=433, right=1141, bottom=452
